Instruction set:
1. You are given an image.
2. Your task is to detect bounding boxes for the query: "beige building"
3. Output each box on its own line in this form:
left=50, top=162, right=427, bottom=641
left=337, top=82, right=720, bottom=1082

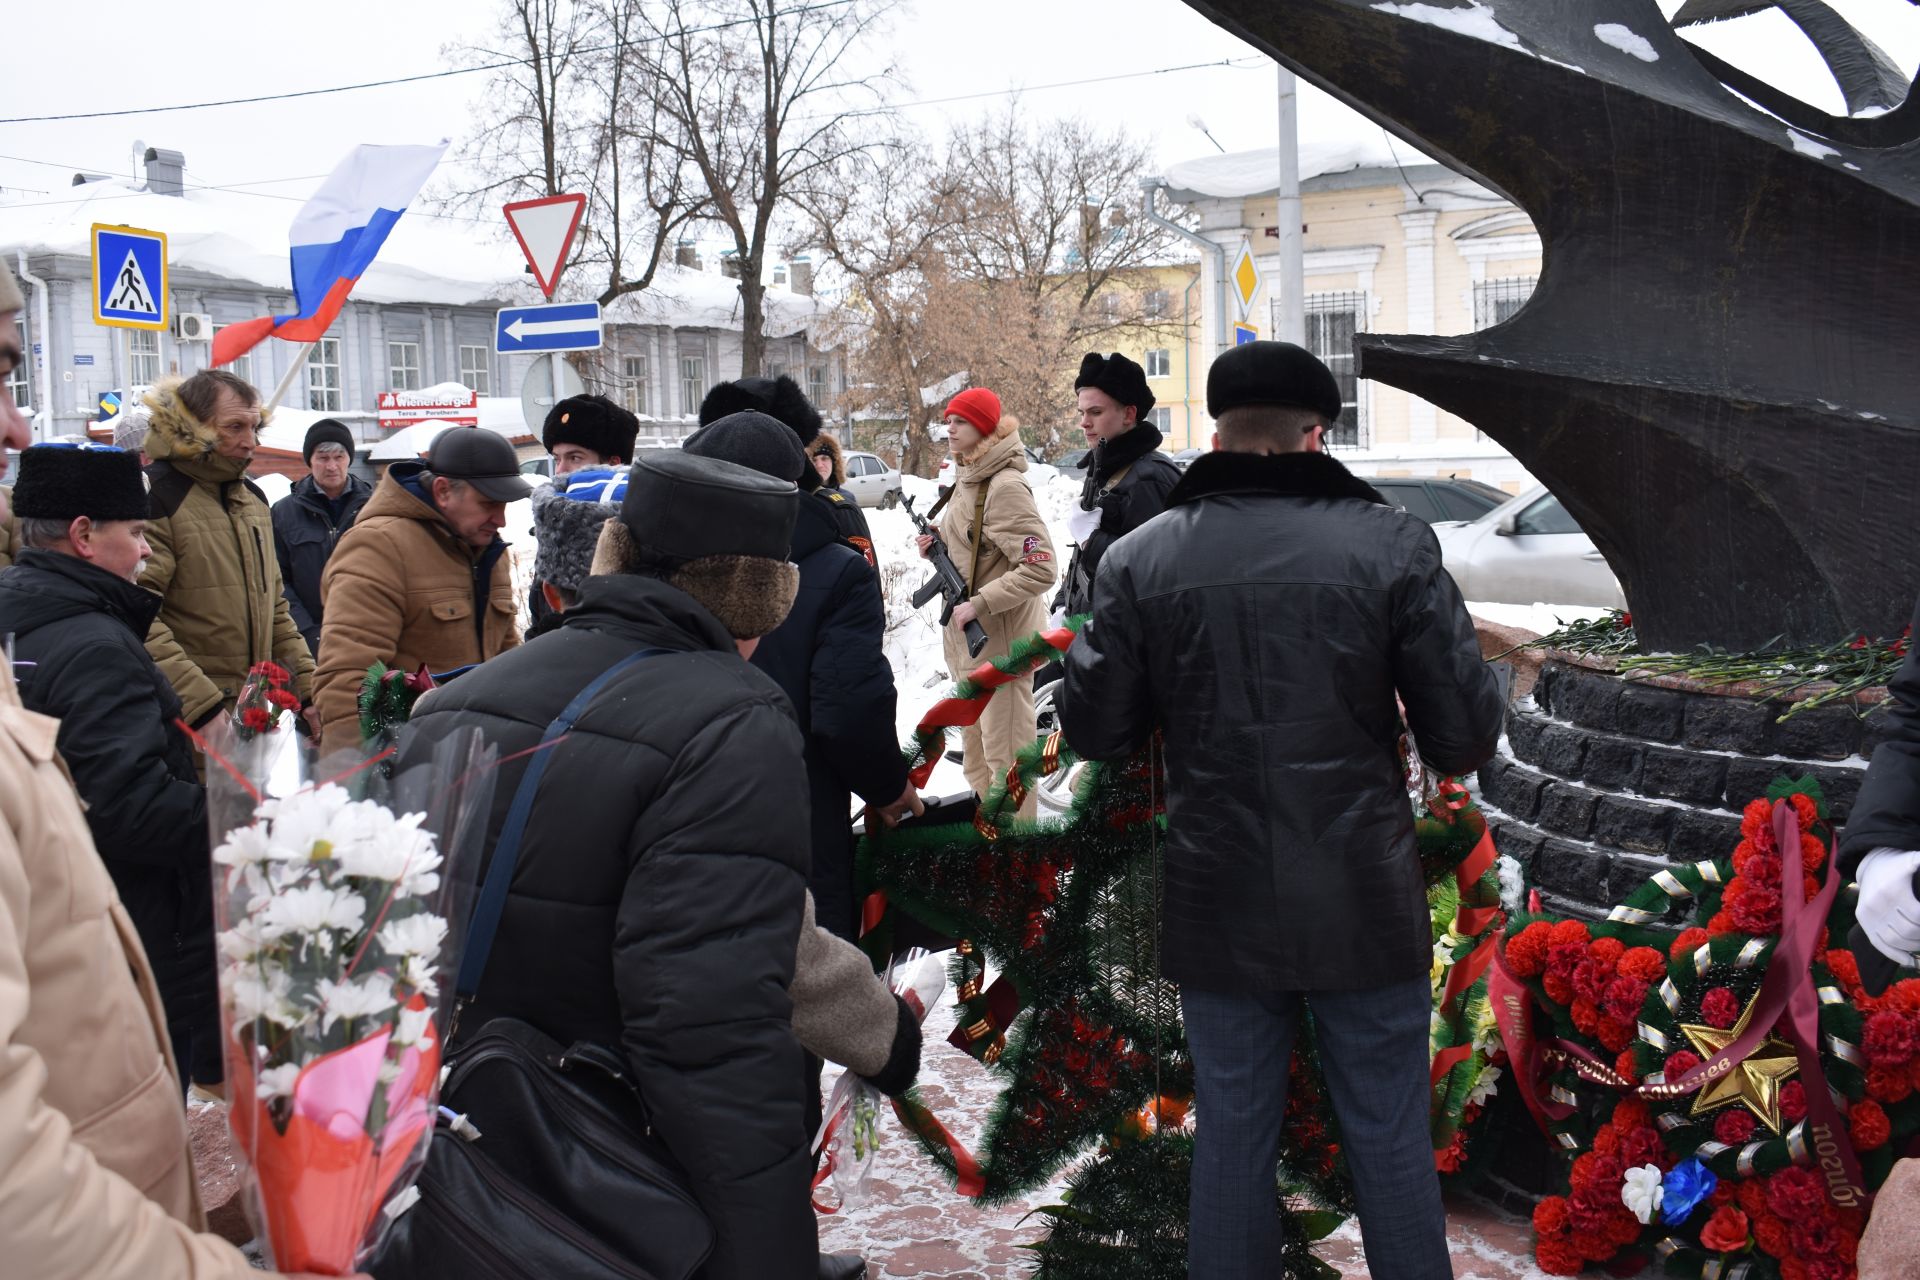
left=1150, top=140, right=1543, bottom=492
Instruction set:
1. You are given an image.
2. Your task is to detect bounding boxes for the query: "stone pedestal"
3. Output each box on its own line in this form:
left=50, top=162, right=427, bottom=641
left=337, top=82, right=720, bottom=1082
left=1478, top=655, right=1891, bottom=920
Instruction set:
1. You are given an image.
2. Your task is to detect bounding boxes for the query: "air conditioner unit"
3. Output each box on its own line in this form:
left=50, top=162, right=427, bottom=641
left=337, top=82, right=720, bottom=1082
left=176, top=312, right=213, bottom=342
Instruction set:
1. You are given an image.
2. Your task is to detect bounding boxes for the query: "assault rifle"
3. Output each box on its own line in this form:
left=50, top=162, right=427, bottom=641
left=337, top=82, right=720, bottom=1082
left=903, top=494, right=990, bottom=658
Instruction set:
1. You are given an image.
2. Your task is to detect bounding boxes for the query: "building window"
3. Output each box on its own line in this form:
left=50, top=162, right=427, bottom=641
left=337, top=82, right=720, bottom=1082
left=129, top=329, right=161, bottom=387
left=1304, top=292, right=1366, bottom=449
left=6, top=319, right=28, bottom=410
left=1473, top=275, right=1536, bottom=329
left=1144, top=348, right=1171, bottom=379
left=808, top=364, right=828, bottom=409
left=679, top=354, right=707, bottom=417
left=622, top=354, right=649, bottom=416
left=459, top=345, right=491, bottom=395
left=388, top=341, right=421, bottom=392
left=1146, top=407, right=1171, bottom=431
left=307, top=338, right=343, bottom=412
left=1143, top=288, right=1171, bottom=319
left=212, top=325, right=252, bottom=387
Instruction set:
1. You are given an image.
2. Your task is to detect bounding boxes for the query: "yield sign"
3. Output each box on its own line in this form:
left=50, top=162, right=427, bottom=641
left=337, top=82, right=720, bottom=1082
left=502, top=193, right=586, bottom=299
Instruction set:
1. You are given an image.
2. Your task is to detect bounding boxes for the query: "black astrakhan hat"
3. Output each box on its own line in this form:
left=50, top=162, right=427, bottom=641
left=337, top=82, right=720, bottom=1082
left=620, top=450, right=796, bottom=563
left=12, top=444, right=149, bottom=523
left=1074, top=352, right=1156, bottom=418
left=542, top=393, right=640, bottom=462
left=1206, top=341, right=1345, bottom=423
left=697, top=375, right=823, bottom=446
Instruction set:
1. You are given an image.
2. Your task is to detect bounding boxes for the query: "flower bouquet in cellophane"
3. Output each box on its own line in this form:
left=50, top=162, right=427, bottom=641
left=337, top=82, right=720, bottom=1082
left=195, top=686, right=495, bottom=1275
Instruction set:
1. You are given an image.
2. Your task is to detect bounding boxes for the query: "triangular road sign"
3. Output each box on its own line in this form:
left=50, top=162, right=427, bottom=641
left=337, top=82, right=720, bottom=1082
left=503, top=194, right=587, bottom=300
left=106, top=248, right=161, bottom=316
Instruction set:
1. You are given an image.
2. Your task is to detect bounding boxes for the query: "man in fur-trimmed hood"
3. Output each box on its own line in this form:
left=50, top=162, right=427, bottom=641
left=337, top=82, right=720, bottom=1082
left=138, top=371, right=314, bottom=730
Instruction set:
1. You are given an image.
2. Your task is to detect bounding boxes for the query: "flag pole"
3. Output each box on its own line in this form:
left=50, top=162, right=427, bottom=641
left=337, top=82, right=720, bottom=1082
left=266, top=342, right=315, bottom=411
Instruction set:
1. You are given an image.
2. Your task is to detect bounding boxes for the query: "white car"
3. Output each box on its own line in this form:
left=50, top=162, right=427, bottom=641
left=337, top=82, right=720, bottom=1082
left=1433, top=485, right=1626, bottom=609
left=841, top=450, right=902, bottom=508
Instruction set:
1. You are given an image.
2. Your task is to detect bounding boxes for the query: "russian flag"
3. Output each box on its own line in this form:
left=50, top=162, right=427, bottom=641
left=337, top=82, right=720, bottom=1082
left=212, top=142, right=447, bottom=369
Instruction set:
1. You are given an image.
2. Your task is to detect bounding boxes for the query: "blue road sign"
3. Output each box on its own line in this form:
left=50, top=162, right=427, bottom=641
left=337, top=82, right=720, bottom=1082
left=494, top=301, right=602, bottom=354
left=1234, top=323, right=1259, bottom=346
left=91, top=224, right=169, bottom=330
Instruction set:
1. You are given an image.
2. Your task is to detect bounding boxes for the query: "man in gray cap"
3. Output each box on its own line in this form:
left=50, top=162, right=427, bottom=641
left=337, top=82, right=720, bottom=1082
left=1062, top=340, right=1502, bottom=1280
left=312, top=427, right=532, bottom=750
left=398, top=450, right=822, bottom=1280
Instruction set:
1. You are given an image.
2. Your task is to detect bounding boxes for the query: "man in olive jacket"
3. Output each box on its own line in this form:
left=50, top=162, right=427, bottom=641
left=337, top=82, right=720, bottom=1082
left=139, top=372, right=315, bottom=728
left=1062, top=341, right=1503, bottom=1280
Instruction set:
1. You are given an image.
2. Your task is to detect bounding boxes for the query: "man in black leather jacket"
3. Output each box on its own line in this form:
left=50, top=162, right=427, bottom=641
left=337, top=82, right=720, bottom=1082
left=1058, top=351, right=1181, bottom=618
left=1062, top=341, right=1502, bottom=1280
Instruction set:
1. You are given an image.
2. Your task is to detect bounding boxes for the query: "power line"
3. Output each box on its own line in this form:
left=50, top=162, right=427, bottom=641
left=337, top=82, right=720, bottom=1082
left=844, top=56, right=1268, bottom=117
left=0, top=0, right=860, bottom=124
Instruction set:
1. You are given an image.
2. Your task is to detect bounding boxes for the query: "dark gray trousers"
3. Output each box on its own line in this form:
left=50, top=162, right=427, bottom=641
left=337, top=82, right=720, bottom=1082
left=1181, top=976, right=1452, bottom=1279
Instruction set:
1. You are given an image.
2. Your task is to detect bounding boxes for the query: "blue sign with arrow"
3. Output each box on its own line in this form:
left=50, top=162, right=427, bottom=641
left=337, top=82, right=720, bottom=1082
left=494, top=301, right=602, bottom=354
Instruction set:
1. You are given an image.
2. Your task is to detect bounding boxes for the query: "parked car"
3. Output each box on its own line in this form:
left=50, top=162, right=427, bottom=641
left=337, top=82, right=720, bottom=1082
left=1057, top=447, right=1092, bottom=472
left=1173, top=447, right=1206, bottom=471
left=1369, top=475, right=1508, bottom=525
left=842, top=450, right=903, bottom=508
left=1433, top=485, right=1626, bottom=608
left=519, top=456, right=553, bottom=479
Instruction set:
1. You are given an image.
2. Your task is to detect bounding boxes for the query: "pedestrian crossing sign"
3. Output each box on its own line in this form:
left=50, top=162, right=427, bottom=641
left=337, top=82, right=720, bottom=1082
left=91, top=224, right=169, bottom=330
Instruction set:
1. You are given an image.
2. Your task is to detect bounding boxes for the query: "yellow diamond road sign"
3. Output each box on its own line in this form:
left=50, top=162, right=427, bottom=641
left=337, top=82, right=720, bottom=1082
left=1230, top=242, right=1261, bottom=319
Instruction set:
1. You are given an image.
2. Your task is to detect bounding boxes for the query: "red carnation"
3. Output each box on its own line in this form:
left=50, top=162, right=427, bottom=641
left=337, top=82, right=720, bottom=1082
left=1735, top=1181, right=1767, bottom=1217
left=1754, top=1212, right=1792, bottom=1258
left=266, top=688, right=301, bottom=711
left=1799, top=832, right=1827, bottom=873
left=253, top=660, right=291, bottom=684
left=1590, top=936, right=1626, bottom=968
left=1714, top=1108, right=1757, bottom=1146
left=1535, top=1236, right=1583, bottom=1276
left=1779, top=1080, right=1810, bottom=1122
left=1597, top=1015, right=1634, bottom=1053
left=1571, top=997, right=1602, bottom=1036
left=240, top=706, right=271, bottom=732
left=1732, top=839, right=1761, bottom=875
left=1615, top=946, right=1665, bottom=984
left=1865, top=1010, right=1919, bottom=1065
left=1823, top=949, right=1863, bottom=995
left=1766, top=1166, right=1826, bottom=1222
left=1670, top=927, right=1710, bottom=961
left=1570, top=1226, right=1617, bottom=1262
left=1611, top=1098, right=1651, bottom=1132
left=1742, top=853, right=1782, bottom=886
left=1850, top=1099, right=1891, bottom=1149
left=1699, top=986, right=1741, bottom=1029
left=1534, top=1195, right=1572, bottom=1236
left=1543, top=971, right=1575, bottom=1005
left=1593, top=1126, right=1622, bottom=1158
left=1741, top=798, right=1776, bottom=841
left=1791, top=793, right=1818, bottom=831
left=1779, top=1260, right=1809, bottom=1280
left=1664, top=1049, right=1702, bottom=1080
left=1866, top=1062, right=1913, bottom=1105
left=1602, top=975, right=1649, bottom=1023
left=1886, top=979, right=1920, bottom=1016
left=1700, top=1206, right=1751, bottom=1253
left=1707, top=909, right=1737, bottom=936
left=1552, top=919, right=1593, bottom=947
left=1805, top=1261, right=1847, bottom=1280
left=1790, top=1216, right=1838, bottom=1258
left=1505, top=922, right=1554, bottom=977
left=1729, top=881, right=1783, bottom=935
left=1619, top=1126, right=1666, bottom=1172
left=1615, top=1048, right=1640, bottom=1082
left=1548, top=941, right=1591, bottom=978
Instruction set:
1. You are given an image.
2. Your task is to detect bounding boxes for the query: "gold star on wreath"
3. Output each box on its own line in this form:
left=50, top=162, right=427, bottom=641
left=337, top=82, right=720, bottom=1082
left=1678, top=990, right=1799, bottom=1133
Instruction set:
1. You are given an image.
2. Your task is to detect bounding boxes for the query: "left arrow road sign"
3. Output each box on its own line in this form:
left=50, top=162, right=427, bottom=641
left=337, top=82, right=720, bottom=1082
left=495, top=301, right=602, bottom=354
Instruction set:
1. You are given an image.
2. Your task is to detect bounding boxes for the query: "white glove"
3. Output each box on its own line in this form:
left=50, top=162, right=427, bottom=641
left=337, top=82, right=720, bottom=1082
left=1857, top=847, right=1920, bottom=965
left=1047, top=607, right=1068, bottom=630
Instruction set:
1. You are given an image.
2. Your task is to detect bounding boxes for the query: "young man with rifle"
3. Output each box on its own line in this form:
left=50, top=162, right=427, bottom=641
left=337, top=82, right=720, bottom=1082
left=913, top=387, right=1055, bottom=819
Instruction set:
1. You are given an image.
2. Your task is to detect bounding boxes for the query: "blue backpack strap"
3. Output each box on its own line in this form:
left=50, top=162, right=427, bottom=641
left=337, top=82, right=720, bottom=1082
left=454, top=648, right=671, bottom=1011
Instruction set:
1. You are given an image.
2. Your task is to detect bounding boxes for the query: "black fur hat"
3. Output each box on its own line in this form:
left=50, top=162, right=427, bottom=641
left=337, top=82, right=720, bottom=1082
left=542, top=394, right=640, bottom=463
left=698, top=375, right=822, bottom=447
left=12, top=444, right=149, bottom=523
left=1074, top=352, right=1156, bottom=418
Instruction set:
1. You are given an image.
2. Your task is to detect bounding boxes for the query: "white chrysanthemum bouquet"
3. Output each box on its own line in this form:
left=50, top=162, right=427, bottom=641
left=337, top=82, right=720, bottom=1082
left=199, top=711, right=494, bottom=1275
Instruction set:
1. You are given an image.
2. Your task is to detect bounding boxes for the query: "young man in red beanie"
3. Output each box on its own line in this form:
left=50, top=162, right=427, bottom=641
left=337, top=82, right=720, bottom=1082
left=916, top=387, right=1056, bottom=817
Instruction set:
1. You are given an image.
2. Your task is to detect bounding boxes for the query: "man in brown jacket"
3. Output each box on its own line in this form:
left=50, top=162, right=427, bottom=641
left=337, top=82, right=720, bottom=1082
left=0, top=258, right=333, bottom=1280
left=139, top=372, right=316, bottom=730
left=314, top=427, right=530, bottom=751
left=917, top=387, right=1057, bottom=817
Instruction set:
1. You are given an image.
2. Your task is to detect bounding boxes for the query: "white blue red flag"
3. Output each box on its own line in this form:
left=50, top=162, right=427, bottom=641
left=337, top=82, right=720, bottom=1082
left=212, top=142, right=446, bottom=369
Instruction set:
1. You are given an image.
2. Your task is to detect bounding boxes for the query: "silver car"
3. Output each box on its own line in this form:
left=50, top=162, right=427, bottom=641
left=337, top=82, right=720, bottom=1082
left=842, top=451, right=903, bottom=508
left=1433, top=486, right=1626, bottom=608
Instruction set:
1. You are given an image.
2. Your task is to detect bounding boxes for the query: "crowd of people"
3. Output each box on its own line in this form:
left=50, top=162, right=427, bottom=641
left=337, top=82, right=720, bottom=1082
left=1, top=246, right=1917, bottom=1280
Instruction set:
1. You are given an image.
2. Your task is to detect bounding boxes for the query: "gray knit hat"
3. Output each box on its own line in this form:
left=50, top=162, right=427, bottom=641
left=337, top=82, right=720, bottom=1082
left=531, top=469, right=624, bottom=594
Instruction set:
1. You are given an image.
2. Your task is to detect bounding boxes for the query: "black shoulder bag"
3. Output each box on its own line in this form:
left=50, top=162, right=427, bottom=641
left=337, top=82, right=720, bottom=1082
left=370, top=648, right=715, bottom=1280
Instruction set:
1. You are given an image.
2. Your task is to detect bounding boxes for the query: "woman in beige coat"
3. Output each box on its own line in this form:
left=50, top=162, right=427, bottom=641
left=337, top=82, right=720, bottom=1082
left=917, top=387, right=1057, bottom=817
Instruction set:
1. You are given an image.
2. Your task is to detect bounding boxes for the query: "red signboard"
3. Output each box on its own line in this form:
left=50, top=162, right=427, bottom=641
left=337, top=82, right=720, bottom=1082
left=377, top=387, right=479, bottom=431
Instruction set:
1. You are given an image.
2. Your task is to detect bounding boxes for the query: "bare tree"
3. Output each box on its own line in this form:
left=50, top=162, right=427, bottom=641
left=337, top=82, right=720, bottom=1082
left=630, top=0, right=898, bottom=378
left=447, top=0, right=707, bottom=312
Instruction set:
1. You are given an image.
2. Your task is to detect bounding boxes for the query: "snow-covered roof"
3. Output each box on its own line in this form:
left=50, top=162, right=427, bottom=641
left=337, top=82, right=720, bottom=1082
left=0, top=177, right=821, bottom=335
left=1158, top=136, right=1440, bottom=201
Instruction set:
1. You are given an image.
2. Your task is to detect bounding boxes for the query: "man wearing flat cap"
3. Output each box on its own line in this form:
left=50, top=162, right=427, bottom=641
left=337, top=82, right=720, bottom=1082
left=1062, top=340, right=1502, bottom=1279
left=313, top=427, right=532, bottom=751
left=399, top=450, right=822, bottom=1280
left=273, top=419, right=373, bottom=659
left=1060, top=351, right=1181, bottom=619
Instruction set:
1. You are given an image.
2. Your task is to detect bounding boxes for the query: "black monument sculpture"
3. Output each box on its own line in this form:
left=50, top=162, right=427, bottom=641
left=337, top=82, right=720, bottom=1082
left=1183, top=0, right=1919, bottom=652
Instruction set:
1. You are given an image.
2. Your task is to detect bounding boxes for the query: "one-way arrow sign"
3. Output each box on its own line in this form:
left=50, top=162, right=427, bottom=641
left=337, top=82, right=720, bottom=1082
left=494, top=300, right=602, bottom=353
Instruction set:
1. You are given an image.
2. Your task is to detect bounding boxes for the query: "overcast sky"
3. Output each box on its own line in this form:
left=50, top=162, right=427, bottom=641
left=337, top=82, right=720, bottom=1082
left=2, top=0, right=1914, bottom=238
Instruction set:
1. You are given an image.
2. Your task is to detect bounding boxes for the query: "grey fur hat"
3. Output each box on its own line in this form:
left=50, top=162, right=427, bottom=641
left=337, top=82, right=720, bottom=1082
left=531, top=475, right=619, bottom=594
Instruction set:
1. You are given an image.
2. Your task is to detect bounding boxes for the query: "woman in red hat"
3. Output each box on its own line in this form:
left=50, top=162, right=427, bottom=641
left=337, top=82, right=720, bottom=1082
left=916, top=387, right=1057, bottom=817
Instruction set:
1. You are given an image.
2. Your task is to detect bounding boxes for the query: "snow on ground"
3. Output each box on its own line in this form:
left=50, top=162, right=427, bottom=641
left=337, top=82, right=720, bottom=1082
left=1464, top=600, right=1607, bottom=637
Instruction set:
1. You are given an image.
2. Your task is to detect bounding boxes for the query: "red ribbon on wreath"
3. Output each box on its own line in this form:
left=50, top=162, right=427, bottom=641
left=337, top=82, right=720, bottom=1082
left=1429, top=780, right=1506, bottom=1094
left=906, top=626, right=1077, bottom=788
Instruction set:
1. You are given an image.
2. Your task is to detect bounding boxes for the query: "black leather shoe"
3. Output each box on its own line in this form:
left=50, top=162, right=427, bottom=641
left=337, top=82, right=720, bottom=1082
left=819, top=1253, right=867, bottom=1280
